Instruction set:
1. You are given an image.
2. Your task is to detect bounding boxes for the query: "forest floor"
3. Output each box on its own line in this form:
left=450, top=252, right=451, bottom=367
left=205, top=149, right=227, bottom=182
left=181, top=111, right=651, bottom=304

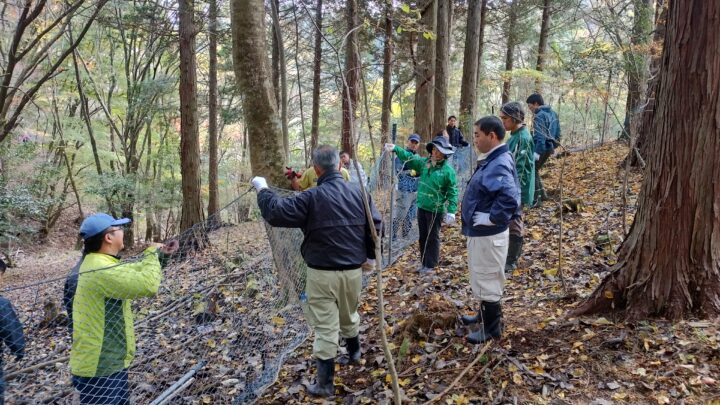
left=258, top=142, right=720, bottom=405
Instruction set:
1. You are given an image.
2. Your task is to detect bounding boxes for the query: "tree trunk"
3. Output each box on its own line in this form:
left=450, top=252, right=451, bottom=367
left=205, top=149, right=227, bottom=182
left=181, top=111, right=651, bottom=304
left=231, top=0, right=286, bottom=185
left=292, top=5, right=308, bottom=166
left=573, top=0, right=720, bottom=320
left=414, top=0, right=437, bottom=144
left=621, top=0, right=653, bottom=141
left=459, top=0, right=482, bottom=136
left=432, top=0, right=450, bottom=133
left=310, top=0, right=323, bottom=152
left=341, top=0, right=360, bottom=157
left=534, top=0, right=551, bottom=91
left=178, top=0, right=205, bottom=235
left=501, top=0, right=518, bottom=105
left=380, top=0, right=394, bottom=145
left=270, top=0, right=289, bottom=160
left=207, top=0, right=220, bottom=223
left=475, top=0, right=488, bottom=91
left=631, top=0, right=667, bottom=166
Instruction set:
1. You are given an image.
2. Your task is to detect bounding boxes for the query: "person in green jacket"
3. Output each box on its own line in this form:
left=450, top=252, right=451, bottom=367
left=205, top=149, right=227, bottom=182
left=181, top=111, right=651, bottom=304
left=70, top=213, right=178, bottom=404
left=499, top=102, right=535, bottom=272
left=385, top=136, right=458, bottom=274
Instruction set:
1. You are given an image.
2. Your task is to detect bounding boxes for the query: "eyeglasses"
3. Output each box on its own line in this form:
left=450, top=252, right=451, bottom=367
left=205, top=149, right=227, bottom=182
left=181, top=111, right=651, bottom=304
left=410, top=140, right=419, bottom=144
left=104, top=227, right=124, bottom=235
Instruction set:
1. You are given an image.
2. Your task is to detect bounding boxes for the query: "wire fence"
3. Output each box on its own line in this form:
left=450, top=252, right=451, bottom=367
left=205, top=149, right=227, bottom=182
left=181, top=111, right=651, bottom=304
left=0, top=146, right=475, bottom=404
left=367, top=146, right=475, bottom=265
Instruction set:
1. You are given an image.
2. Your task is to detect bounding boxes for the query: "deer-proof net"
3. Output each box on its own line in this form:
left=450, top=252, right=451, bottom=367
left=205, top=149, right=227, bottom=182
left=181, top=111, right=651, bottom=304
left=0, top=146, right=474, bottom=404
left=368, top=146, right=475, bottom=265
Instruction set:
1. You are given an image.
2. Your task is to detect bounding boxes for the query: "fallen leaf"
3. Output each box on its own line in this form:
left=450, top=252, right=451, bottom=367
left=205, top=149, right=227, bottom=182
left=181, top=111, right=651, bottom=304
left=592, top=317, right=613, bottom=325
left=606, top=381, right=621, bottom=390
left=512, top=372, right=523, bottom=385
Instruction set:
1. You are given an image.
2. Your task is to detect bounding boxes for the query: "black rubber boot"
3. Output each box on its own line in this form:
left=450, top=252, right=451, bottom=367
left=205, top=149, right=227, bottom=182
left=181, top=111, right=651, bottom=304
left=504, top=235, right=524, bottom=272
left=460, top=308, right=482, bottom=325
left=307, top=358, right=335, bottom=397
left=338, top=335, right=361, bottom=365
left=466, top=301, right=502, bottom=344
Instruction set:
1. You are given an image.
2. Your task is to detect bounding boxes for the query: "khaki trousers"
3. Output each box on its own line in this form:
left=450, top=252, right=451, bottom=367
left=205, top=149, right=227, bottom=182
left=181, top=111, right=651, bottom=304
left=302, top=268, right=362, bottom=360
left=467, top=230, right=509, bottom=302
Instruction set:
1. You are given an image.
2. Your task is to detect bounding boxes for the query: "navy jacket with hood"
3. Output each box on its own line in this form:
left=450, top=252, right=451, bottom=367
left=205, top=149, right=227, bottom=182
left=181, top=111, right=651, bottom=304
left=461, top=144, right=520, bottom=237
left=532, top=105, right=561, bottom=155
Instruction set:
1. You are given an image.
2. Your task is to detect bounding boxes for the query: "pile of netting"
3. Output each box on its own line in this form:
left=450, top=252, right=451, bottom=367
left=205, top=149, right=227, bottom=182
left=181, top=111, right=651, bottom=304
left=0, top=146, right=475, bottom=404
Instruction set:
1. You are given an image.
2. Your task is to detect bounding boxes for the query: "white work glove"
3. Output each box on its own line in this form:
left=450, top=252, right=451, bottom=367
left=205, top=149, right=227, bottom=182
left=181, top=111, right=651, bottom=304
left=472, top=212, right=494, bottom=227
left=251, top=176, right=268, bottom=191
left=533, top=152, right=540, bottom=161
left=444, top=213, right=456, bottom=225
left=384, top=143, right=396, bottom=152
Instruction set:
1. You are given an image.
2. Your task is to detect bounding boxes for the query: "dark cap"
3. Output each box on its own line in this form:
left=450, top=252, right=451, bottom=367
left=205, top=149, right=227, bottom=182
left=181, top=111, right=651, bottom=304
left=426, top=135, right=455, bottom=155
left=500, top=102, right=525, bottom=123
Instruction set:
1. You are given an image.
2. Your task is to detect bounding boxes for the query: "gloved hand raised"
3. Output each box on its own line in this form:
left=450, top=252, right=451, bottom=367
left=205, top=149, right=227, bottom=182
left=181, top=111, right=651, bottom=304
left=284, top=167, right=301, bottom=179
left=384, top=143, right=395, bottom=152
left=444, top=213, right=456, bottom=225
left=533, top=152, right=540, bottom=161
left=251, top=176, right=268, bottom=191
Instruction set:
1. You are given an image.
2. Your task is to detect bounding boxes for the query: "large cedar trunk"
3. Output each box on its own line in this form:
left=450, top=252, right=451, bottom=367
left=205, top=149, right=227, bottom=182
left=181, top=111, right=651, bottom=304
left=310, top=0, right=323, bottom=152
left=414, top=0, right=437, bottom=144
left=534, top=0, right=551, bottom=91
left=458, top=0, right=482, bottom=136
left=501, top=0, right=518, bottom=105
left=432, top=0, right=450, bottom=133
left=341, top=0, right=361, bottom=157
left=573, top=0, right=720, bottom=320
left=178, top=0, right=205, bottom=235
left=231, top=0, right=286, bottom=185
left=207, top=0, right=220, bottom=222
left=380, top=0, right=393, bottom=145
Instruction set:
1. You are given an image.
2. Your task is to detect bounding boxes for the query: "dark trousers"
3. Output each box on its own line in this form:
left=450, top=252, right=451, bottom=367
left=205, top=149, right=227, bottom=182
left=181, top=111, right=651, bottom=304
left=534, top=150, right=552, bottom=203
left=72, top=369, right=130, bottom=405
left=418, top=208, right=443, bottom=268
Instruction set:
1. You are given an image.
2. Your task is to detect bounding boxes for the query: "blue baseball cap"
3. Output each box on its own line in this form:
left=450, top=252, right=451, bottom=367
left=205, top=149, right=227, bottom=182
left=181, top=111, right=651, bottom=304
left=79, top=213, right=131, bottom=240
left=408, top=134, right=421, bottom=143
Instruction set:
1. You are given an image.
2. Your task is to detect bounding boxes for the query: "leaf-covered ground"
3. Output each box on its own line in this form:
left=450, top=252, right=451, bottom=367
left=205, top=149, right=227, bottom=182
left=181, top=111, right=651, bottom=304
left=258, top=143, right=720, bottom=404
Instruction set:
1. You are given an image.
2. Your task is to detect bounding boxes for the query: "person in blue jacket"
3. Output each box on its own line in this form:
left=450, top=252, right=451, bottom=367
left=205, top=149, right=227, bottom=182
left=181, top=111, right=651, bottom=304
left=0, top=260, right=25, bottom=404
left=527, top=93, right=561, bottom=206
left=460, top=116, right=520, bottom=344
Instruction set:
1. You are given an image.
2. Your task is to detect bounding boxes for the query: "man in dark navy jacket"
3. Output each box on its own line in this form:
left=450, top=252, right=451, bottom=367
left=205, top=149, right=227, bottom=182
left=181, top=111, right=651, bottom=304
left=0, top=259, right=25, bottom=404
left=251, top=145, right=382, bottom=397
left=459, top=116, right=520, bottom=344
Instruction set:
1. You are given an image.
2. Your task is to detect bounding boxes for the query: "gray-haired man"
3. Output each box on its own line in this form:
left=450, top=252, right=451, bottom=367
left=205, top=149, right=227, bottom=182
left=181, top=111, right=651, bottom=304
left=251, top=145, right=382, bottom=397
